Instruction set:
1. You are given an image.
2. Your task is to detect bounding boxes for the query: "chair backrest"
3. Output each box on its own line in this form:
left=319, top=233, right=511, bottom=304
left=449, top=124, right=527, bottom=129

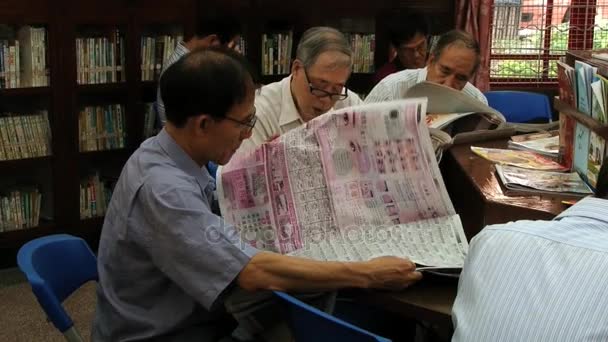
left=17, top=234, right=98, bottom=339
left=274, top=291, right=391, bottom=342
left=484, top=91, right=552, bottom=123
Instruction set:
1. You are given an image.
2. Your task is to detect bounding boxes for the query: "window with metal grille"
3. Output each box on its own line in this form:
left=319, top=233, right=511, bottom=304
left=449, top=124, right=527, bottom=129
left=490, top=0, right=608, bottom=86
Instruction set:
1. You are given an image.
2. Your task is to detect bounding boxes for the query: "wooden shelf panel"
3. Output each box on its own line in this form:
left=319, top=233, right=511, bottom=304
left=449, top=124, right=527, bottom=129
left=78, top=216, right=105, bottom=232
left=0, top=87, right=51, bottom=97
left=0, top=222, right=57, bottom=249
left=554, top=98, right=608, bottom=139
left=79, top=148, right=135, bottom=161
left=0, top=155, right=53, bottom=169
left=76, top=83, right=128, bottom=95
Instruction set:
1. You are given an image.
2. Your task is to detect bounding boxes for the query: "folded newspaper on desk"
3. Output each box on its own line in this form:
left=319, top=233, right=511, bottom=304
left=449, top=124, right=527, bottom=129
left=403, top=82, right=561, bottom=161
left=217, top=99, right=468, bottom=269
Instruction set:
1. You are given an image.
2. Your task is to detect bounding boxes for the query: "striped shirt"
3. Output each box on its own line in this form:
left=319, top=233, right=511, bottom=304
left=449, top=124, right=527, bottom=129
left=364, top=67, right=487, bottom=105
left=452, top=197, right=608, bottom=342
left=156, top=42, right=190, bottom=124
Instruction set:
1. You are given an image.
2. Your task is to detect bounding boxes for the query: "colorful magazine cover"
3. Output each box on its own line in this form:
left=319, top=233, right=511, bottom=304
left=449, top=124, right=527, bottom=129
left=508, top=135, right=559, bottom=158
left=496, top=165, right=593, bottom=196
left=471, top=146, right=569, bottom=171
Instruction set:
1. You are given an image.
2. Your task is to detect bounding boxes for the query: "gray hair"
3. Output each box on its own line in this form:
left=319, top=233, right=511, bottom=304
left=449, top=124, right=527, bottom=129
left=295, top=27, right=352, bottom=69
left=431, top=29, right=481, bottom=73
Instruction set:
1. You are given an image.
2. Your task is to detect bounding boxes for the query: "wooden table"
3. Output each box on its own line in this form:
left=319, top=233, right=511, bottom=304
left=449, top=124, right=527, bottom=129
left=355, top=278, right=456, bottom=329
left=358, top=138, right=573, bottom=334
left=441, top=138, right=570, bottom=239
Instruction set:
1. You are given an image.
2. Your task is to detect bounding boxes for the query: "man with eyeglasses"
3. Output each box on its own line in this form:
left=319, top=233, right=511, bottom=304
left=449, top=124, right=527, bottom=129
left=372, top=11, right=431, bottom=85
left=365, top=29, right=488, bottom=105
left=239, top=26, right=363, bottom=152
left=93, top=47, right=421, bottom=342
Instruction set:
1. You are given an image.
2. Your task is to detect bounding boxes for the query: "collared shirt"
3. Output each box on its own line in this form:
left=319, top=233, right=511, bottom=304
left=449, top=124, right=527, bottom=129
left=452, top=197, right=608, bottom=342
left=157, top=42, right=190, bottom=124
left=240, top=76, right=363, bottom=152
left=364, top=67, right=488, bottom=105
left=92, top=129, right=259, bottom=342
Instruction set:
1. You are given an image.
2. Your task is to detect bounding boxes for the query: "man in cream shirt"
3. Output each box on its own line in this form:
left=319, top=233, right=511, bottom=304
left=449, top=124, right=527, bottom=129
left=240, top=26, right=363, bottom=151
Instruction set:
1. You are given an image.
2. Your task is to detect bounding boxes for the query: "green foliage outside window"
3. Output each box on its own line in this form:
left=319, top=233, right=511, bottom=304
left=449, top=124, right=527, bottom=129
left=491, top=20, right=608, bottom=79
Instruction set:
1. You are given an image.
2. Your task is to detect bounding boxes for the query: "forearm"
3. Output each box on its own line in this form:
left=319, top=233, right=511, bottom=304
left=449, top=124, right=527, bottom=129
left=237, top=252, right=371, bottom=292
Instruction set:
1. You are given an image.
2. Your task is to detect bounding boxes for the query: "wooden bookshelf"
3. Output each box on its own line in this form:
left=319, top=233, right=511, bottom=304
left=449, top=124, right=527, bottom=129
left=0, top=0, right=456, bottom=267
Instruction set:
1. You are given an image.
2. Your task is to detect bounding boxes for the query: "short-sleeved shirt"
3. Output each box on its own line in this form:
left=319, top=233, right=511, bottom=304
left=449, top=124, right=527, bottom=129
left=240, top=76, right=363, bottom=152
left=364, top=67, right=488, bottom=105
left=452, top=196, right=608, bottom=341
left=92, top=129, right=259, bottom=341
left=156, top=42, right=190, bottom=125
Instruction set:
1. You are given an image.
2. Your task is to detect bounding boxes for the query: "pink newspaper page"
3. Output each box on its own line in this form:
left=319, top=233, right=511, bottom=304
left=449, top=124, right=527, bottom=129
left=218, top=99, right=468, bottom=267
left=314, top=100, right=455, bottom=229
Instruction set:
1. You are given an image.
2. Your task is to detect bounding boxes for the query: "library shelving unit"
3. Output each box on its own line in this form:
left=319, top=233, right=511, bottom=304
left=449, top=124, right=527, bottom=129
left=0, top=0, right=197, bottom=267
left=0, top=0, right=455, bottom=266
left=555, top=50, right=608, bottom=190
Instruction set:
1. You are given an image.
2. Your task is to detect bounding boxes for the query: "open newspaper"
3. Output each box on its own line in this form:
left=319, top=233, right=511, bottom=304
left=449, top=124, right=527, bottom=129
left=403, top=82, right=512, bottom=160
left=218, top=99, right=468, bottom=269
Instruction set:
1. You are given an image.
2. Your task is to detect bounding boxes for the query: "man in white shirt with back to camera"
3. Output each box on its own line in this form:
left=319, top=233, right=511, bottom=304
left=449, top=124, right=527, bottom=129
left=365, top=29, right=487, bottom=105
left=452, top=162, right=608, bottom=341
left=240, top=26, right=363, bottom=152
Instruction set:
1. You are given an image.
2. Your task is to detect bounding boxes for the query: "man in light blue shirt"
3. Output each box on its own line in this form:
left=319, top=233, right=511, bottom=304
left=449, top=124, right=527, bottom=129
left=93, top=47, right=422, bottom=342
left=453, top=177, right=608, bottom=341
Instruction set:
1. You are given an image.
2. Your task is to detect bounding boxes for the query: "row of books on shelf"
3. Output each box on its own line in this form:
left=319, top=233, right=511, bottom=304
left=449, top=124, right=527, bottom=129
left=76, top=31, right=126, bottom=85
left=78, top=104, right=126, bottom=152
left=0, top=111, right=52, bottom=161
left=261, top=32, right=293, bottom=75
left=0, top=25, right=49, bottom=89
left=557, top=59, right=608, bottom=189
left=80, top=172, right=114, bottom=219
left=0, top=188, right=42, bottom=232
left=140, top=34, right=182, bottom=81
left=345, top=33, right=375, bottom=73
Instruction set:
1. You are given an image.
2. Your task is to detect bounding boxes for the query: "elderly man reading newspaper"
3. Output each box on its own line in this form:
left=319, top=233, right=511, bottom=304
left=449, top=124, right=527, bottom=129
left=218, top=99, right=469, bottom=339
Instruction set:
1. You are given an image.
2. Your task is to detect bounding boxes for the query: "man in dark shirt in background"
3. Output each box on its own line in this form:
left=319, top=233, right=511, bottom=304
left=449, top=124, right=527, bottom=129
left=372, top=11, right=430, bottom=85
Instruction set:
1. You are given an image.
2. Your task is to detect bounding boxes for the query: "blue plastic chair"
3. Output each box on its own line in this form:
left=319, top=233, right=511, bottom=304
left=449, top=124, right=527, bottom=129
left=274, top=291, right=391, bottom=342
left=17, top=234, right=98, bottom=342
left=484, top=91, right=553, bottom=123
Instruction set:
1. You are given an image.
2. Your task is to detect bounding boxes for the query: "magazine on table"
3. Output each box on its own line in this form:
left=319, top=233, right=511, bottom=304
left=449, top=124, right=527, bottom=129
left=471, top=146, right=569, bottom=172
left=508, top=135, right=559, bottom=158
left=510, top=130, right=559, bottom=143
left=217, top=99, right=469, bottom=270
left=495, top=165, right=593, bottom=197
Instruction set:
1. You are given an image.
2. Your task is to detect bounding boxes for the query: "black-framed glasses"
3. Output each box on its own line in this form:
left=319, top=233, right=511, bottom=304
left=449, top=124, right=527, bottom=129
left=224, top=107, right=257, bottom=130
left=303, top=68, right=349, bottom=101
left=397, top=37, right=429, bottom=57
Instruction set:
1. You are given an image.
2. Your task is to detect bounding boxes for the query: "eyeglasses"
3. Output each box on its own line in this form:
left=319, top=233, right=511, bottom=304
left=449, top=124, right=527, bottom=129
left=224, top=107, right=257, bottom=130
left=303, top=68, right=349, bottom=101
left=397, top=38, right=428, bottom=56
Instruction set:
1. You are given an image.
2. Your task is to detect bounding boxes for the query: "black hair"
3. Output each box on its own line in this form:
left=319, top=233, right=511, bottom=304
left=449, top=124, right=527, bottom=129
left=387, top=11, right=430, bottom=47
left=194, top=11, right=242, bottom=44
left=160, top=46, right=255, bottom=127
